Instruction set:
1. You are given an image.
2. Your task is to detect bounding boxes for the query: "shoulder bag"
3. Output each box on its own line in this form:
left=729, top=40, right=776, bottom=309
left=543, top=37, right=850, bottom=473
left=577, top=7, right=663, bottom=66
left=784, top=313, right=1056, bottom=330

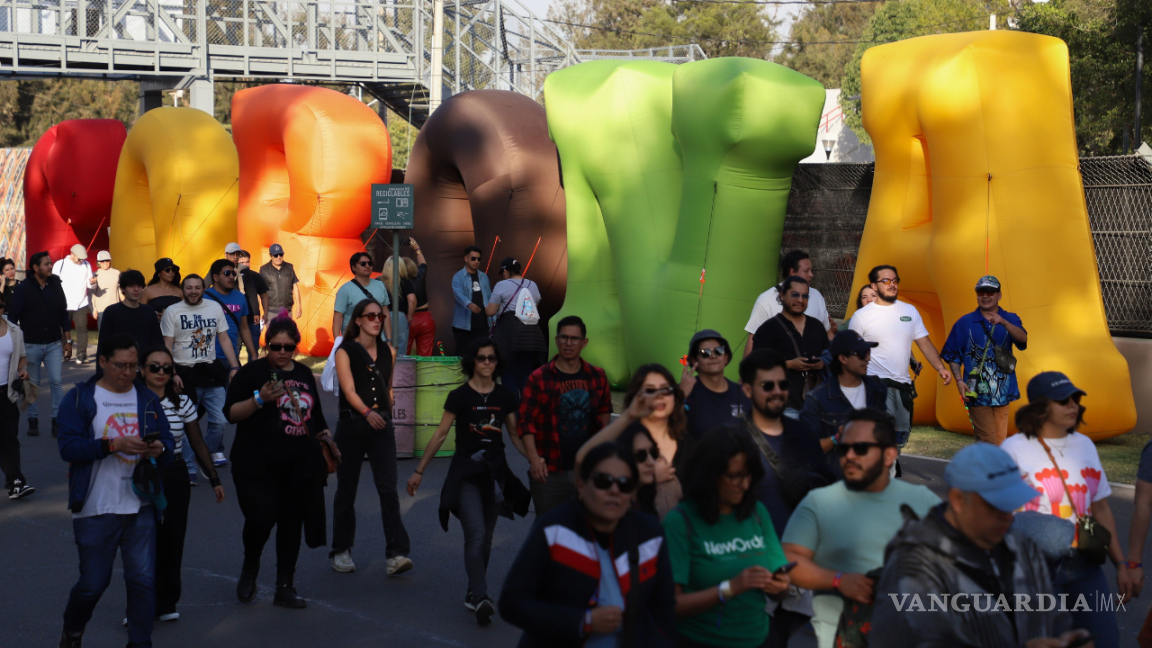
left=1036, top=436, right=1111, bottom=565
left=980, top=319, right=1017, bottom=374
left=742, top=415, right=822, bottom=509
left=772, top=315, right=819, bottom=400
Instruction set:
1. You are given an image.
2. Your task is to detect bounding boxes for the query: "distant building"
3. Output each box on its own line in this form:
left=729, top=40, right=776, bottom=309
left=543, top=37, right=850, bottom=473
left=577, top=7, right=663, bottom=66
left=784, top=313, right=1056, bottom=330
left=799, top=89, right=875, bottom=164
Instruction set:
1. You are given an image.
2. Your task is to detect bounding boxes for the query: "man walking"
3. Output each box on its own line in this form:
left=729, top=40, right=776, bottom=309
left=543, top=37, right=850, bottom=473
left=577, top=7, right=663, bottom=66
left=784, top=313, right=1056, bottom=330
left=95, top=271, right=163, bottom=377
left=781, top=408, right=940, bottom=648
left=161, top=275, right=240, bottom=486
left=9, top=251, right=72, bottom=437
left=53, top=244, right=93, bottom=364
left=227, top=244, right=269, bottom=346
left=332, top=252, right=391, bottom=339
left=871, top=443, right=1087, bottom=648
left=681, top=329, right=750, bottom=439
left=751, top=276, right=829, bottom=419
left=451, top=245, right=492, bottom=354
left=90, top=251, right=121, bottom=332
left=848, top=265, right=953, bottom=449
left=745, top=249, right=834, bottom=357
left=941, top=276, right=1027, bottom=445
left=259, top=243, right=301, bottom=320
left=518, top=315, right=612, bottom=515
left=56, top=333, right=174, bottom=648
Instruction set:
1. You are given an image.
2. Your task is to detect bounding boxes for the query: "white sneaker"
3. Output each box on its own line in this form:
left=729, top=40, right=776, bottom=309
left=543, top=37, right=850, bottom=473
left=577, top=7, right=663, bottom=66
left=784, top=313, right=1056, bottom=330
left=386, top=555, right=413, bottom=576
left=212, top=452, right=228, bottom=467
left=331, top=550, right=356, bottom=573
left=157, top=612, right=179, bottom=622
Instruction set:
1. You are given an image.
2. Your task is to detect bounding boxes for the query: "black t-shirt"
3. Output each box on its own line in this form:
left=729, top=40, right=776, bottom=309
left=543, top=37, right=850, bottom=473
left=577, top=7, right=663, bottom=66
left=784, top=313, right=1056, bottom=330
left=554, top=368, right=594, bottom=470
left=752, top=314, right=829, bottom=410
left=225, top=359, right=329, bottom=455
left=386, top=279, right=416, bottom=317
left=96, top=302, right=162, bottom=376
left=684, top=378, right=752, bottom=440
left=444, top=382, right=518, bottom=457
left=239, top=268, right=268, bottom=320
left=469, top=271, right=487, bottom=332
left=413, top=263, right=429, bottom=309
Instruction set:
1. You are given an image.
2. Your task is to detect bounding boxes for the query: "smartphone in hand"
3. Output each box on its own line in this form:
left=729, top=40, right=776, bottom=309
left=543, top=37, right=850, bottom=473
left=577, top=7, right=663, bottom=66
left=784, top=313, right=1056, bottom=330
left=774, top=562, right=798, bottom=576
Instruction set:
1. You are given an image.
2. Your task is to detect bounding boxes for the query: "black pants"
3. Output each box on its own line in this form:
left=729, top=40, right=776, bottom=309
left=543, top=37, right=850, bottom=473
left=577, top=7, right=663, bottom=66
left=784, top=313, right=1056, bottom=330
left=452, top=327, right=485, bottom=357
left=155, top=456, right=191, bottom=614
left=331, top=418, right=411, bottom=558
left=764, top=607, right=808, bottom=648
left=234, top=453, right=307, bottom=575
left=0, top=390, right=23, bottom=488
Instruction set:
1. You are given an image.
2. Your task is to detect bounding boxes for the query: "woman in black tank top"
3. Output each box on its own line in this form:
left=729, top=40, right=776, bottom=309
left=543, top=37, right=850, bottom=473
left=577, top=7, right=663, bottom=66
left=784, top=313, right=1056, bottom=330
left=329, top=298, right=412, bottom=576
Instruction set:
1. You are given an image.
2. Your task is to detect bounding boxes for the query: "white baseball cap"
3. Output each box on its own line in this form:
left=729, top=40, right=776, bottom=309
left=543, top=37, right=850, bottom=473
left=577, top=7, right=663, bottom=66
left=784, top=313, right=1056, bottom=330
left=225, top=242, right=242, bottom=254
left=70, top=244, right=87, bottom=260
left=96, top=250, right=111, bottom=262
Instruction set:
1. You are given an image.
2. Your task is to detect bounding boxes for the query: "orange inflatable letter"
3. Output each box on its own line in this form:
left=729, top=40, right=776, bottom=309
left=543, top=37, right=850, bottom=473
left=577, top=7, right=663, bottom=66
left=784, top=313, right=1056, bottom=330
left=233, top=85, right=392, bottom=355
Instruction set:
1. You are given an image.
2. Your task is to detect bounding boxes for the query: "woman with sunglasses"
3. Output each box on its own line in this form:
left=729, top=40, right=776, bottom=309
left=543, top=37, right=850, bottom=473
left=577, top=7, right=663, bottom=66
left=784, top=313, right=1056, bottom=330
left=622, top=364, right=694, bottom=519
left=406, top=337, right=532, bottom=624
left=1001, top=372, right=1131, bottom=648
left=141, top=258, right=183, bottom=317
left=330, top=298, right=413, bottom=577
left=665, top=427, right=791, bottom=648
left=500, top=442, right=677, bottom=647
left=224, top=313, right=338, bottom=608
left=139, top=346, right=224, bottom=621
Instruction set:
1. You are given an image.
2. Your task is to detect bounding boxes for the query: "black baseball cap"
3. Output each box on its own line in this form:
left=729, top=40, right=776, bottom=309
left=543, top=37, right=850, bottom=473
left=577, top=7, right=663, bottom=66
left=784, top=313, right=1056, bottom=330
left=829, top=330, right=879, bottom=358
left=1027, top=371, right=1086, bottom=402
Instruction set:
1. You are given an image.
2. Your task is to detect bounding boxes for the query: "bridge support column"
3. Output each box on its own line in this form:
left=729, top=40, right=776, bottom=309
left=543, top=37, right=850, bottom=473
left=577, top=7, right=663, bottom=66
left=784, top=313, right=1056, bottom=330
left=188, top=78, right=215, bottom=117
left=139, top=79, right=172, bottom=115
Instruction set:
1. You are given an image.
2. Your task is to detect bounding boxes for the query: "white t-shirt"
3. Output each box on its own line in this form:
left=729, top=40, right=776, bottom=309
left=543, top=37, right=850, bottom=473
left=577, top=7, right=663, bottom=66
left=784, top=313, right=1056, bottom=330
left=847, top=301, right=929, bottom=384
left=1001, top=432, right=1112, bottom=520
left=745, top=286, right=831, bottom=335
left=52, top=258, right=93, bottom=310
left=161, top=394, right=198, bottom=454
left=840, top=382, right=867, bottom=409
left=161, top=300, right=230, bottom=366
left=0, top=328, right=12, bottom=384
left=75, top=385, right=144, bottom=519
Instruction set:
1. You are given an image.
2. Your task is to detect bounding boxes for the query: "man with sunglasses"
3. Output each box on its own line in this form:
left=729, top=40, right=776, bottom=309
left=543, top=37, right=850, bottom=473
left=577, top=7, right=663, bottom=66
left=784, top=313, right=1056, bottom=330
left=333, top=252, right=391, bottom=340
left=226, top=244, right=270, bottom=343
left=206, top=259, right=257, bottom=364
left=681, top=329, right=750, bottom=440
left=259, top=243, right=301, bottom=320
left=849, top=265, right=953, bottom=451
left=781, top=408, right=940, bottom=648
left=752, top=276, right=829, bottom=419
left=451, top=245, right=492, bottom=354
left=744, top=250, right=835, bottom=358
left=940, top=276, right=1027, bottom=445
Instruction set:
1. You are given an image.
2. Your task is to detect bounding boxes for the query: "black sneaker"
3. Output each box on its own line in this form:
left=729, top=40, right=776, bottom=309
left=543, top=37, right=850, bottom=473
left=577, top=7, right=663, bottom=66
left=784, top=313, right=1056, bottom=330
left=58, top=628, right=83, bottom=648
left=474, top=596, right=495, bottom=626
left=7, top=479, right=34, bottom=500
left=464, top=591, right=478, bottom=611
left=52, top=418, right=59, bottom=438
left=27, top=418, right=38, bottom=437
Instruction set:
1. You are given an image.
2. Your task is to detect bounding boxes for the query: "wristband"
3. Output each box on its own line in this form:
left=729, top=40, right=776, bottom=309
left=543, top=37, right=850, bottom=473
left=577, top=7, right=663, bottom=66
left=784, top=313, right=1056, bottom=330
left=718, top=580, right=732, bottom=603
left=253, top=390, right=265, bottom=407
left=362, top=406, right=373, bottom=417
left=231, top=366, right=241, bottom=371
left=582, top=609, right=593, bottom=636
left=1125, top=561, right=1142, bottom=569
left=832, top=572, right=843, bottom=591
left=414, top=469, right=423, bottom=475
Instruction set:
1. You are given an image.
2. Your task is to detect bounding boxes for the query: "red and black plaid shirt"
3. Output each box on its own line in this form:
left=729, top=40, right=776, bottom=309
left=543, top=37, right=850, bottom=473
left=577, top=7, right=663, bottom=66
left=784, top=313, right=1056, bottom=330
left=517, top=358, right=613, bottom=473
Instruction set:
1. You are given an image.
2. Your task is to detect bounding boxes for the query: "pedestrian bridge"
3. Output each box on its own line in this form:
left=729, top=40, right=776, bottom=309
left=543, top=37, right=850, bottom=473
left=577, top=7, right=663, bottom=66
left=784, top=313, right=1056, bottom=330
left=0, top=0, right=705, bottom=123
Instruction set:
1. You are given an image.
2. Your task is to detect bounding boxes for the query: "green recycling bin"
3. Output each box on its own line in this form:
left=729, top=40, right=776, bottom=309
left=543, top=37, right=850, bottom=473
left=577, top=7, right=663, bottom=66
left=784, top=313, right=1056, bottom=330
left=413, top=356, right=466, bottom=457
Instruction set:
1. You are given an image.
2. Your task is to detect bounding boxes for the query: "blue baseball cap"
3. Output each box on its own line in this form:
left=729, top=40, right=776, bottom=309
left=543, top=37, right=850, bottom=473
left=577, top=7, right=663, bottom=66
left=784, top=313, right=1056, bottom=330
left=1027, top=371, right=1086, bottom=402
left=829, top=329, right=878, bottom=358
left=945, top=443, right=1038, bottom=512
left=269, top=243, right=285, bottom=257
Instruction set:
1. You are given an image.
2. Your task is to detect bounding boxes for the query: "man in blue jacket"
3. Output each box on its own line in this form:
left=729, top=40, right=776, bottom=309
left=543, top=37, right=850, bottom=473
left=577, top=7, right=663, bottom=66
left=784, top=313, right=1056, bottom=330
left=57, top=333, right=175, bottom=648
left=451, top=245, right=492, bottom=354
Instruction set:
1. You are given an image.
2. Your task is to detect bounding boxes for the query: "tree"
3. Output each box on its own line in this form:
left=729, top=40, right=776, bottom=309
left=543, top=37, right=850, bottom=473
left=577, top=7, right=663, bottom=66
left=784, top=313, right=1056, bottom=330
left=776, top=0, right=880, bottom=88
left=0, top=79, right=139, bottom=147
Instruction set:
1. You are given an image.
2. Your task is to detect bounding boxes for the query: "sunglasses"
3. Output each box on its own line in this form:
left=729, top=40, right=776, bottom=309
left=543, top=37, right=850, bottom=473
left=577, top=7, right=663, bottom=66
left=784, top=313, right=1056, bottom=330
left=634, top=446, right=661, bottom=463
left=697, top=346, right=727, bottom=358
left=221, top=270, right=236, bottom=278
left=757, top=379, right=791, bottom=392
left=475, top=354, right=498, bottom=364
left=590, top=472, right=637, bottom=494
left=358, top=261, right=373, bottom=267
left=272, top=254, right=284, bottom=258
left=162, top=267, right=175, bottom=273
left=788, top=292, right=810, bottom=300
left=467, top=256, right=481, bottom=262
left=833, top=442, right=889, bottom=457
left=875, top=277, right=899, bottom=285
left=642, top=386, right=674, bottom=398
left=267, top=343, right=297, bottom=352
left=144, top=363, right=175, bottom=375
left=845, top=350, right=870, bottom=359
left=360, top=312, right=383, bottom=322
left=976, top=290, right=999, bottom=296
left=1056, top=394, right=1082, bottom=406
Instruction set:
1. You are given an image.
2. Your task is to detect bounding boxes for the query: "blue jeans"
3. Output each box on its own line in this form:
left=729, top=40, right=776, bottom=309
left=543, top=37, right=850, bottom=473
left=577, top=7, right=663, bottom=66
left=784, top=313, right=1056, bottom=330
left=25, top=341, right=63, bottom=420
left=64, top=511, right=157, bottom=647
left=184, top=386, right=226, bottom=474
left=1051, top=557, right=1120, bottom=648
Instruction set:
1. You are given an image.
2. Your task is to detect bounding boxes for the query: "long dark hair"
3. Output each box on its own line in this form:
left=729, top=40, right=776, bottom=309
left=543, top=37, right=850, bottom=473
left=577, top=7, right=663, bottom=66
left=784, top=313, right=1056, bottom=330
left=623, top=363, right=686, bottom=441
left=618, top=424, right=658, bottom=515
left=855, top=284, right=875, bottom=310
left=682, top=428, right=765, bottom=525
left=1015, top=396, right=1087, bottom=439
left=149, top=265, right=182, bottom=287
left=140, top=345, right=181, bottom=408
left=342, top=298, right=384, bottom=341
left=460, top=337, right=502, bottom=379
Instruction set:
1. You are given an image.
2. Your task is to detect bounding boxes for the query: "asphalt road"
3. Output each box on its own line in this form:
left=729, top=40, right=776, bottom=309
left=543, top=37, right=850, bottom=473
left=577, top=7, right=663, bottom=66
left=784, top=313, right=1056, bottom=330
left=1, top=356, right=1148, bottom=647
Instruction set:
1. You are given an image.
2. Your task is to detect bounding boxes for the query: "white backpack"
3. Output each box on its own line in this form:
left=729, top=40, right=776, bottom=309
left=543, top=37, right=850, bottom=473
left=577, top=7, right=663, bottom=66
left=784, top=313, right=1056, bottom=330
left=513, top=283, right=540, bottom=325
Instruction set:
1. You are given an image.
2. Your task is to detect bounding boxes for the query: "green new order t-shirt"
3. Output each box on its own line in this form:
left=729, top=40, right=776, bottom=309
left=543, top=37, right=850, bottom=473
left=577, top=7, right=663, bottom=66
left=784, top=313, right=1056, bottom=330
left=664, top=499, right=787, bottom=648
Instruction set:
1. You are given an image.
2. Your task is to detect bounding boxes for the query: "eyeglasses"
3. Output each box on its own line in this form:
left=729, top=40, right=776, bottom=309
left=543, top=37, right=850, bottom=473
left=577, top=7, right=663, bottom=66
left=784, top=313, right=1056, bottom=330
left=358, top=261, right=373, bottom=267
left=267, top=343, right=297, bottom=352
left=360, top=312, right=383, bottom=322
left=106, top=361, right=137, bottom=372
left=833, top=442, right=889, bottom=457
left=475, top=354, right=498, bottom=364
left=757, top=380, right=791, bottom=392
left=875, top=277, right=899, bottom=285
left=221, top=270, right=236, bottom=278
left=272, top=254, right=284, bottom=258
left=144, top=363, right=174, bottom=375
left=788, top=292, right=811, bottom=300
left=698, top=346, right=727, bottom=358
left=642, top=386, right=674, bottom=398
left=556, top=334, right=585, bottom=345
left=590, top=472, right=637, bottom=494
left=722, top=471, right=752, bottom=483
left=634, top=446, right=661, bottom=463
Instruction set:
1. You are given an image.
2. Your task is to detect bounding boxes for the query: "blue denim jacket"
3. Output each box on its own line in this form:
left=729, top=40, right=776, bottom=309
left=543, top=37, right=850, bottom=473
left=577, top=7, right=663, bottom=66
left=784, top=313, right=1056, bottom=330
left=57, top=376, right=175, bottom=517
left=451, top=267, right=493, bottom=331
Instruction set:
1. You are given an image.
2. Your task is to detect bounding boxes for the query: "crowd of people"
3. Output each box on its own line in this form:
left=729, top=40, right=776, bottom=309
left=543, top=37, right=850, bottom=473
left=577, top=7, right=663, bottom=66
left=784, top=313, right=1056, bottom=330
left=1, top=241, right=1149, bottom=648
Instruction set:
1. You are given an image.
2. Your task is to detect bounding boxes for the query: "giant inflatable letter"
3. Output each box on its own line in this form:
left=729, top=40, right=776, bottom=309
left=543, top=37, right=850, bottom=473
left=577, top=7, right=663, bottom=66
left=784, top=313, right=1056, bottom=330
left=25, top=120, right=125, bottom=263
left=546, top=59, right=825, bottom=384
left=851, top=31, right=1135, bottom=439
left=233, top=85, right=392, bottom=355
left=406, top=90, right=567, bottom=352
left=109, top=107, right=238, bottom=280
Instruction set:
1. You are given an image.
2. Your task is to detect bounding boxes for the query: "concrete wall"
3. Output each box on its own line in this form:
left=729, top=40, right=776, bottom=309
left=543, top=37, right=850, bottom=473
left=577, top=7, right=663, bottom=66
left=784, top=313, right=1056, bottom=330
left=1114, top=336, right=1152, bottom=434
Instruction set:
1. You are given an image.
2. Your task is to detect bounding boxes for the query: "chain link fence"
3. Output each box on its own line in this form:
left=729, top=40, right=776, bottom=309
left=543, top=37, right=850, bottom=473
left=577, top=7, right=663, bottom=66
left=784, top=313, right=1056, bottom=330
left=782, top=156, right=1152, bottom=337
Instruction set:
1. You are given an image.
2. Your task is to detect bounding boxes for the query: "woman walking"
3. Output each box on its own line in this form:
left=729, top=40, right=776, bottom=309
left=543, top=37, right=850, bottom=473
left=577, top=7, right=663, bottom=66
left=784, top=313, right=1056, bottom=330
left=329, top=299, right=413, bottom=576
left=0, top=298, right=32, bottom=499
left=405, top=337, right=531, bottom=625
left=225, top=313, right=339, bottom=608
left=141, top=258, right=183, bottom=316
left=1002, top=372, right=1133, bottom=648
left=665, top=427, right=791, bottom=648
left=500, top=442, right=677, bottom=647
left=139, top=346, right=224, bottom=621
left=485, top=257, right=546, bottom=397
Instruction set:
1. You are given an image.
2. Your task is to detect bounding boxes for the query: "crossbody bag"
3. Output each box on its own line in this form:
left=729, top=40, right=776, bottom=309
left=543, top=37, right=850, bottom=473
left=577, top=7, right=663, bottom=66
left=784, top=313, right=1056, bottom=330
left=1036, top=436, right=1111, bottom=565
left=772, top=314, right=819, bottom=400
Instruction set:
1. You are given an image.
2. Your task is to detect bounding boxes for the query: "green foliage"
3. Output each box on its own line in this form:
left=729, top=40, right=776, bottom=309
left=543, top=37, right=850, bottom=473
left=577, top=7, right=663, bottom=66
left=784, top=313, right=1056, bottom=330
left=385, top=108, right=419, bottom=170
left=1014, top=0, right=1151, bottom=155
left=776, top=1, right=879, bottom=88
left=548, top=0, right=779, bottom=59
left=0, top=79, right=138, bottom=147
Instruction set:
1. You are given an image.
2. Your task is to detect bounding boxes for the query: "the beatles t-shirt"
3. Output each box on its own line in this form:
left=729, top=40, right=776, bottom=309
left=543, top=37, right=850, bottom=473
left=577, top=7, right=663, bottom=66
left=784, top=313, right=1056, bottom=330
left=444, top=382, right=519, bottom=457
left=161, top=299, right=230, bottom=366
